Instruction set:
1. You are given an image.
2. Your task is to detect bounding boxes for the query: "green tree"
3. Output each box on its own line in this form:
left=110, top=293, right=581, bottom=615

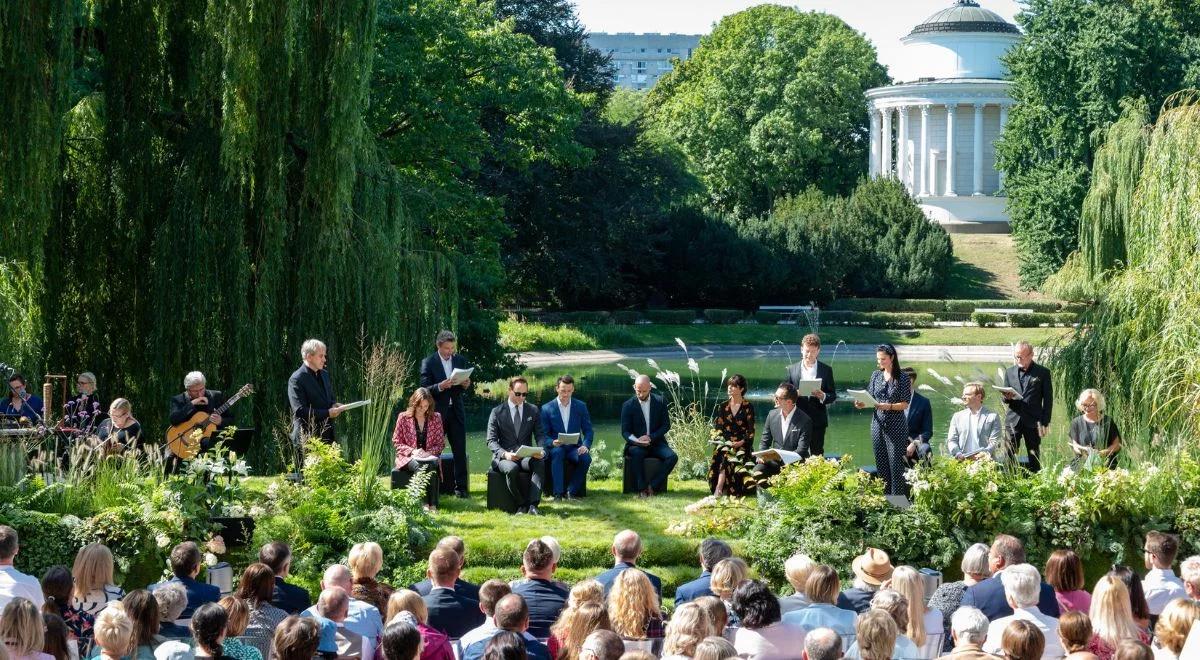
left=998, top=0, right=1200, bottom=289
left=645, top=4, right=888, bottom=219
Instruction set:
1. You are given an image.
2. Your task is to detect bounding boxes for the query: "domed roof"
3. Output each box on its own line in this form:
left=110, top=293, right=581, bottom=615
left=908, top=0, right=1020, bottom=37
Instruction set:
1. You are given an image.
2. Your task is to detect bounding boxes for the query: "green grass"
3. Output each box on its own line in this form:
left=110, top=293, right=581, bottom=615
left=945, top=234, right=1052, bottom=300
left=500, top=320, right=1071, bottom=352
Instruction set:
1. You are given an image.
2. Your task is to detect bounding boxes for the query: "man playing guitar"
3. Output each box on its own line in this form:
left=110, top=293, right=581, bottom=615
left=166, top=371, right=228, bottom=473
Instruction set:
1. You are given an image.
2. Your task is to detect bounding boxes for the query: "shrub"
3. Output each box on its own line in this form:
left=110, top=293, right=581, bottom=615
left=944, top=299, right=1062, bottom=313
left=971, top=312, right=1005, bottom=327
left=611, top=310, right=643, bottom=325
left=559, top=311, right=611, bottom=324
left=754, top=311, right=783, bottom=324
left=645, top=309, right=698, bottom=324
left=703, top=309, right=745, bottom=324
left=0, top=506, right=79, bottom=581
left=826, top=298, right=945, bottom=313
left=819, top=311, right=936, bottom=328
left=498, top=320, right=599, bottom=352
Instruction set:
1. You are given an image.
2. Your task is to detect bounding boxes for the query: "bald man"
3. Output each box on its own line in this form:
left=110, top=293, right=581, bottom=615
left=592, top=529, right=662, bottom=600
left=619, top=374, right=677, bottom=497
left=302, top=565, right=383, bottom=649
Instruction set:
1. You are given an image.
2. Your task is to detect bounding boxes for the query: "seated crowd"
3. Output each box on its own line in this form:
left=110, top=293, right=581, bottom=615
left=2, top=524, right=1200, bottom=660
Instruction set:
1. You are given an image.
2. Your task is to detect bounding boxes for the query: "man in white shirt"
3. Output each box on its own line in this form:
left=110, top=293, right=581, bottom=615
left=302, top=564, right=383, bottom=651
left=982, top=564, right=1064, bottom=659
left=0, top=525, right=44, bottom=609
left=1142, top=531, right=1187, bottom=615
left=947, top=382, right=1001, bottom=460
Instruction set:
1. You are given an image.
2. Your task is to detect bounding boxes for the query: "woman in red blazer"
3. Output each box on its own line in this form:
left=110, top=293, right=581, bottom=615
left=393, top=387, right=445, bottom=510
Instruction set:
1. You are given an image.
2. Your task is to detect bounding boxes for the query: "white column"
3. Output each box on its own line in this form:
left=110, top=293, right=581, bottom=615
left=897, top=106, right=909, bottom=190
left=973, top=102, right=985, bottom=195
left=944, top=103, right=956, bottom=196
left=919, top=105, right=930, bottom=196
left=998, top=103, right=1010, bottom=190
left=869, top=107, right=880, bottom=178
left=882, top=107, right=893, bottom=177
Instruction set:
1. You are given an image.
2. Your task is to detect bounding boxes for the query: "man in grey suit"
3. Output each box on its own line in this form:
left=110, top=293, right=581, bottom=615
left=754, top=383, right=812, bottom=481
left=486, top=377, right=547, bottom=515
left=947, top=381, right=1001, bottom=460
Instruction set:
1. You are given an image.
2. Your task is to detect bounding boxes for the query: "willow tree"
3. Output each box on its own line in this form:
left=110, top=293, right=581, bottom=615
left=1052, top=93, right=1200, bottom=457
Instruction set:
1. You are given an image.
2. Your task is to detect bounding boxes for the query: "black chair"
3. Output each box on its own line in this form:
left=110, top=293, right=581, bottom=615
left=391, top=466, right=440, bottom=502
left=438, top=452, right=456, bottom=494
left=621, top=452, right=667, bottom=494
left=486, top=462, right=546, bottom=513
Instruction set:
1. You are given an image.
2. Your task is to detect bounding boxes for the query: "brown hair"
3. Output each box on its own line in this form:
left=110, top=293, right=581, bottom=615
left=1000, top=619, right=1045, bottom=660
left=121, top=589, right=161, bottom=648
left=428, top=548, right=459, bottom=582
left=1045, top=549, right=1085, bottom=593
left=1112, top=640, right=1153, bottom=660
left=478, top=579, right=511, bottom=616
left=694, top=596, right=727, bottom=633
left=169, top=542, right=201, bottom=578
left=1057, top=611, right=1093, bottom=653
left=234, top=563, right=276, bottom=605
left=550, top=601, right=609, bottom=660
left=805, top=565, right=841, bottom=605
left=405, top=388, right=436, bottom=416
left=801, top=334, right=821, bottom=348
left=1146, top=531, right=1180, bottom=565
left=258, top=541, right=291, bottom=574
left=1154, top=598, right=1200, bottom=655
left=0, top=598, right=45, bottom=656
left=273, top=616, right=321, bottom=660
left=855, top=610, right=897, bottom=660
left=509, top=376, right=528, bottom=390
left=0, top=525, right=19, bottom=561
left=220, top=595, right=252, bottom=637
left=523, top=539, right=554, bottom=572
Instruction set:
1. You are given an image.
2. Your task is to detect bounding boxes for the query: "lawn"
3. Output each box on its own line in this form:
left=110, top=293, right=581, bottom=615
left=499, top=320, right=1072, bottom=352
left=944, top=234, right=1049, bottom=299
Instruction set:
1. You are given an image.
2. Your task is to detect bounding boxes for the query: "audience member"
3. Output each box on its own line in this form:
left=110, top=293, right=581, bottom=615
left=675, top=540, right=732, bottom=606
left=690, top=637, right=737, bottom=660
left=730, top=580, right=805, bottom=660
left=1000, top=619, right=1046, bottom=660
left=1089, top=576, right=1151, bottom=660
left=411, top=537, right=481, bottom=601
left=1106, top=567, right=1152, bottom=632
left=578, top=631, right=624, bottom=660
left=350, top=543, right=396, bottom=614
left=1151, top=598, right=1200, bottom=660
left=961, top=536, right=1060, bottom=620
left=982, top=564, right=1064, bottom=659
left=607, top=570, right=664, bottom=641
left=937, top=606, right=990, bottom=659
left=1046, top=550, right=1091, bottom=615
left=1112, top=641, right=1152, bottom=660
left=159, top=542, right=218, bottom=620
left=384, top=590, right=453, bottom=660
left=114, top=589, right=164, bottom=660
left=258, top=543, right=311, bottom=616
left=178, top=602, right=228, bottom=660
left=782, top=565, right=856, bottom=636
left=1, top=527, right=45, bottom=609
left=889, top=565, right=943, bottom=657
left=779, top=554, right=816, bottom=615
left=482, top=631, right=527, bottom=660
left=803, top=627, right=842, bottom=660
left=462, top=595, right=548, bottom=660
left=616, top=653, right=652, bottom=660
left=272, top=616, right=321, bottom=660
left=41, top=614, right=70, bottom=660
left=850, top=610, right=897, bottom=660
left=93, top=604, right=134, bottom=660
left=692, top=598, right=728, bottom=638
left=461, top=580, right=512, bottom=652
left=861, top=590, right=920, bottom=659
left=594, top=532, right=661, bottom=600
left=839, top=549, right=892, bottom=615
left=1178, top=555, right=1200, bottom=600
left=315, top=587, right=368, bottom=659
left=234, top=563, right=289, bottom=660
left=929, top=543, right=992, bottom=653
left=1057, top=611, right=1099, bottom=660
left=218, top=596, right=264, bottom=660
left=381, top=620, right=423, bottom=660
left=72, top=544, right=125, bottom=617
left=708, top=558, right=748, bottom=627
left=2, top=598, right=51, bottom=660
left=153, top=583, right=190, bottom=639
left=566, top=579, right=604, bottom=609
left=511, top=540, right=567, bottom=639
left=661, top=602, right=713, bottom=660
left=303, top=565, right=384, bottom=651
left=41, top=566, right=95, bottom=653
left=1140, top=532, right=1185, bottom=617
left=422, top=547, right=483, bottom=639
left=510, top=537, right=569, bottom=593
left=549, top=601, right=608, bottom=660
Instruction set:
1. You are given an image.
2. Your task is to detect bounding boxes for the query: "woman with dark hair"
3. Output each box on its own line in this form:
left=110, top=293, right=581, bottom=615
left=271, top=617, right=320, bottom=660
left=41, top=566, right=95, bottom=654
left=481, top=631, right=526, bottom=660
left=854, top=344, right=912, bottom=496
left=729, top=580, right=805, bottom=659
left=708, top=373, right=756, bottom=497
left=392, top=387, right=445, bottom=511
left=190, top=603, right=231, bottom=660
left=41, top=614, right=71, bottom=660
left=217, top=597, right=262, bottom=660
left=234, top=564, right=288, bottom=659
left=381, top=620, right=423, bottom=660
left=1106, top=566, right=1152, bottom=632
left=1047, top=550, right=1092, bottom=614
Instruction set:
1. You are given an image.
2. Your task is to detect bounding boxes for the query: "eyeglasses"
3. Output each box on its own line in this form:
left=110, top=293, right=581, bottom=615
left=512, top=392, right=528, bottom=397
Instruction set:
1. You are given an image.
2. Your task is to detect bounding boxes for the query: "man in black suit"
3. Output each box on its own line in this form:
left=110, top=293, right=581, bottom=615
left=619, top=374, right=677, bottom=497
left=1000, top=340, right=1053, bottom=472
left=422, top=547, right=483, bottom=639
left=166, top=371, right=229, bottom=473
left=960, top=534, right=1060, bottom=620
left=486, top=377, right=546, bottom=515
left=785, top=333, right=837, bottom=457
left=902, top=367, right=934, bottom=467
left=259, top=541, right=312, bottom=614
left=420, top=330, right=473, bottom=498
left=410, top=536, right=480, bottom=599
left=288, top=339, right=341, bottom=446
left=755, top=383, right=812, bottom=481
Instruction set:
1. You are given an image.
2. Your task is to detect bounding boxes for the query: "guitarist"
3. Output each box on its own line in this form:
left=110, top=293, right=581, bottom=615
left=166, top=371, right=228, bottom=473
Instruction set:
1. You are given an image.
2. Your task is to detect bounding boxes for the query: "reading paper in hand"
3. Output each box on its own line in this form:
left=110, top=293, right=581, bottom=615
left=847, top=389, right=878, bottom=406
left=450, top=367, right=474, bottom=385
left=753, top=449, right=803, bottom=465
left=554, top=432, right=580, bottom=446
left=515, top=445, right=544, bottom=459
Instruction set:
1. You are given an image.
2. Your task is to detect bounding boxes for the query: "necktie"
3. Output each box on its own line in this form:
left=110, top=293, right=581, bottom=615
left=512, top=405, right=520, bottom=428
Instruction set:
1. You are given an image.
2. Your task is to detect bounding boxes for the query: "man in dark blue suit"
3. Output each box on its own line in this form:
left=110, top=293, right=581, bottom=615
left=540, top=374, right=593, bottom=500
left=674, top=538, right=732, bottom=605
left=511, top=540, right=568, bottom=638
left=410, top=536, right=480, bottom=600
left=419, top=330, right=473, bottom=498
left=156, top=541, right=219, bottom=620
left=593, top=530, right=662, bottom=600
left=902, top=367, right=934, bottom=466
left=260, top=541, right=312, bottom=614
left=960, top=534, right=1060, bottom=620
left=422, top=547, right=484, bottom=639
left=620, top=375, right=677, bottom=497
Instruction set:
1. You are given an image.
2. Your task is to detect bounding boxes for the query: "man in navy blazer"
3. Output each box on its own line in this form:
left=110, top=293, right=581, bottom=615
left=539, top=374, right=594, bottom=499
left=260, top=542, right=312, bottom=614
left=593, top=530, right=662, bottom=600
left=410, top=536, right=480, bottom=600
left=674, top=538, right=733, bottom=605
left=620, top=375, right=678, bottom=497
left=960, top=534, right=1060, bottom=620
left=419, top=330, right=473, bottom=497
left=902, top=368, right=934, bottom=466
left=422, top=547, right=484, bottom=639
left=157, top=541, right=219, bottom=620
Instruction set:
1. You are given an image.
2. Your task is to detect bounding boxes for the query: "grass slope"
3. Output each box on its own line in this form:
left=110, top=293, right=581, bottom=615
left=945, top=234, right=1049, bottom=300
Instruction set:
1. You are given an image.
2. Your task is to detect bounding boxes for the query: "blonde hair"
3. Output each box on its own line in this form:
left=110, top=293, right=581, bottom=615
left=385, top=589, right=428, bottom=625
left=694, top=596, right=727, bottom=633
left=607, top=569, right=659, bottom=639
left=805, top=565, right=841, bottom=605
left=1154, top=598, right=1200, bottom=654
left=1076, top=388, right=1106, bottom=414
left=349, top=542, right=383, bottom=579
left=962, top=382, right=985, bottom=399
left=567, top=578, right=604, bottom=608
left=692, top=636, right=738, bottom=660
left=662, top=602, right=713, bottom=657
left=72, top=543, right=116, bottom=601
left=1090, top=576, right=1141, bottom=650
left=220, top=595, right=252, bottom=636
left=549, top=601, right=608, bottom=660
left=0, top=598, right=45, bottom=656
left=890, top=566, right=928, bottom=645
left=709, top=557, right=749, bottom=601
left=784, top=553, right=816, bottom=594
left=109, top=398, right=132, bottom=415
left=857, top=609, right=899, bottom=660
left=94, top=603, right=135, bottom=657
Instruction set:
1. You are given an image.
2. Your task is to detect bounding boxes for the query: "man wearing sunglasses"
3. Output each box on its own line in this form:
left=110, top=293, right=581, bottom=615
left=486, top=377, right=547, bottom=515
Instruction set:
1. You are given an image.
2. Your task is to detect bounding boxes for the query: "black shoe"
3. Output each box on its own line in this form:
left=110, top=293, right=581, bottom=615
left=454, top=490, right=468, bottom=499
left=515, top=507, right=527, bottom=515
left=528, top=505, right=541, bottom=516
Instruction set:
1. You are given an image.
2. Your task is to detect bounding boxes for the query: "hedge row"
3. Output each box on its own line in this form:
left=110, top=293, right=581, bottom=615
left=972, top=311, right=1079, bottom=327
left=829, top=298, right=1079, bottom=313
left=819, top=311, right=937, bottom=328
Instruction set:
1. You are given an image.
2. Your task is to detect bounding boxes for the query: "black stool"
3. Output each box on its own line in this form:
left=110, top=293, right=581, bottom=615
left=391, top=465, right=439, bottom=506
left=622, top=457, right=667, bottom=494
left=438, top=452, right=456, bottom=494
left=486, top=462, right=545, bottom=513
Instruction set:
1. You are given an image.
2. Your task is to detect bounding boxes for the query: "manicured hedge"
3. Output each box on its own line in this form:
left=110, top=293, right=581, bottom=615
left=971, top=312, right=1004, bottom=327
left=703, top=309, right=745, bottom=324
left=645, top=309, right=698, bottom=324
left=944, top=299, right=1063, bottom=313
left=819, top=311, right=937, bottom=328
left=754, top=311, right=784, bottom=324
left=611, top=310, right=643, bottom=324
left=1010, top=312, right=1078, bottom=327
left=826, top=298, right=945, bottom=313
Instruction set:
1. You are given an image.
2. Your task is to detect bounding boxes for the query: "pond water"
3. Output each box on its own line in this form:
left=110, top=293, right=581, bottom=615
left=455, top=350, right=1072, bottom=475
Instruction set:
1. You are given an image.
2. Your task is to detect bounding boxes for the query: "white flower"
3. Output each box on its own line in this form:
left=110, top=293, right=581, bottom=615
left=721, top=368, right=728, bottom=383
left=950, top=397, right=965, bottom=406
left=231, top=460, right=250, bottom=476
left=647, top=358, right=660, bottom=370
left=917, top=384, right=936, bottom=392
left=926, top=368, right=953, bottom=387
left=1057, top=466, right=1075, bottom=486
left=249, top=505, right=266, bottom=518
left=966, top=460, right=986, bottom=476
left=155, top=533, right=171, bottom=548
left=687, top=358, right=699, bottom=374
left=985, top=481, right=998, bottom=493
left=657, top=371, right=680, bottom=387
left=204, top=552, right=218, bottom=567
left=675, top=337, right=687, bottom=352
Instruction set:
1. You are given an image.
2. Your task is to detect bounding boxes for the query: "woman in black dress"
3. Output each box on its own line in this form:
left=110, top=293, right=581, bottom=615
left=1068, top=388, right=1121, bottom=469
left=854, top=344, right=911, bottom=496
left=709, top=373, right=756, bottom=497
left=95, top=398, right=144, bottom=454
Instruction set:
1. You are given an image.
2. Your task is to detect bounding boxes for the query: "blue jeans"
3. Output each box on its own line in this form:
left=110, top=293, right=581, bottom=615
left=549, top=445, right=591, bottom=496
left=626, top=441, right=678, bottom=492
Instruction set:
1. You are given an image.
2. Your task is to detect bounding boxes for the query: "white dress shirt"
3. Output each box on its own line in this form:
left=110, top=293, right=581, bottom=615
left=947, top=406, right=1000, bottom=457
left=0, top=565, right=45, bottom=609
left=983, top=606, right=1065, bottom=659
left=440, top=354, right=453, bottom=380
left=629, top=397, right=652, bottom=442
left=558, top=398, right=571, bottom=432
left=1143, top=568, right=1187, bottom=615
left=780, top=407, right=795, bottom=439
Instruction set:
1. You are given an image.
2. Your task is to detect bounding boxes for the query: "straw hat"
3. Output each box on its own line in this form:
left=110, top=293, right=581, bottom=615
left=852, top=548, right=894, bottom=586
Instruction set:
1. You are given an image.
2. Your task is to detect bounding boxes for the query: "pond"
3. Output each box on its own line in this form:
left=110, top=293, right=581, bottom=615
left=456, top=349, right=1073, bottom=477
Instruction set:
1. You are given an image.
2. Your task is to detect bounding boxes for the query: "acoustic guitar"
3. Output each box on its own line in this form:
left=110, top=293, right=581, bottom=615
left=165, top=383, right=254, bottom=459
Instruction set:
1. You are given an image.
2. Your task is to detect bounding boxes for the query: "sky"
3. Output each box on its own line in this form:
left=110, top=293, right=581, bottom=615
left=573, top=0, right=1023, bottom=83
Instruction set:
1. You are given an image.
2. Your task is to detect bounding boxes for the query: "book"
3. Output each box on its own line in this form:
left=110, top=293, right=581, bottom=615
left=847, top=389, right=878, bottom=406
left=753, top=448, right=803, bottom=465
left=335, top=399, right=371, bottom=413
left=992, top=385, right=1019, bottom=396
left=515, top=445, right=545, bottom=459
left=450, top=367, right=474, bottom=385
left=553, top=432, right=581, bottom=446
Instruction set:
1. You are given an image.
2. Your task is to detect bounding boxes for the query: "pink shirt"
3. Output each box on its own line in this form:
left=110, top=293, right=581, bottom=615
left=1056, top=589, right=1092, bottom=614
